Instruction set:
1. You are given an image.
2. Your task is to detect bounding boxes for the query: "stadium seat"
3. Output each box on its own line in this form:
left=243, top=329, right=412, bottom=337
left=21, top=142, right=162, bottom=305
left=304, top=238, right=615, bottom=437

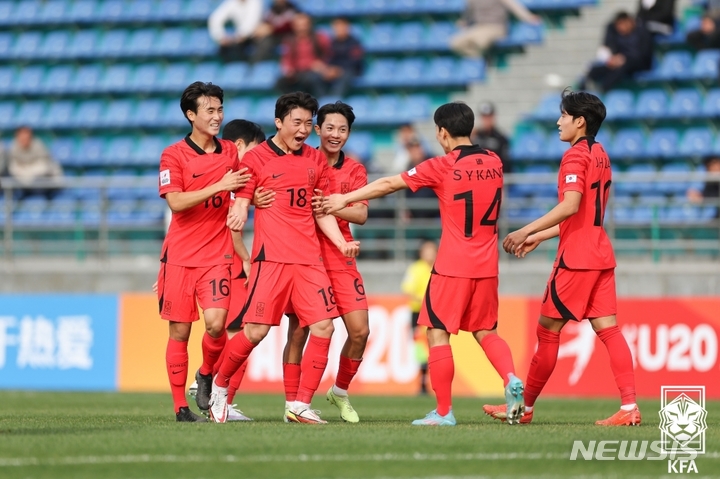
left=72, top=100, right=104, bottom=129
left=158, top=63, right=191, bottom=92
left=634, top=89, right=668, bottom=119
left=0, top=101, right=15, bottom=130
left=667, top=88, right=702, bottom=118
left=80, top=199, right=102, bottom=226
left=129, top=63, right=162, bottom=93
left=15, top=101, right=46, bottom=129
left=97, top=0, right=124, bottom=22
left=656, top=163, right=692, bottom=195
left=511, top=130, right=546, bottom=161
left=691, top=49, right=720, bottom=80
left=184, top=29, right=215, bottom=56
left=134, top=98, right=165, bottom=128
left=529, top=93, right=560, bottom=121
left=365, top=24, right=395, bottom=52
left=161, top=99, right=187, bottom=128
left=41, top=100, right=75, bottom=129
left=0, top=32, right=12, bottom=58
left=395, top=22, right=425, bottom=51
left=423, top=0, right=465, bottom=14
left=40, top=30, right=71, bottom=59
left=107, top=199, right=138, bottom=226
left=217, top=62, right=248, bottom=90
left=151, top=0, right=183, bottom=21
left=192, top=61, right=220, bottom=84
left=496, top=22, right=543, bottom=47
left=134, top=136, right=166, bottom=166
left=701, top=88, right=720, bottom=118
left=42, top=64, right=74, bottom=94
left=105, top=137, right=135, bottom=164
left=371, top=94, right=402, bottom=124
left=70, top=64, right=102, bottom=93
left=251, top=97, right=277, bottom=124
left=179, top=0, right=215, bottom=21
left=457, top=58, right=485, bottom=83
left=155, top=28, right=185, bottom=56
left=615, top=163, right=656, bottom=196
left=345, top=131, right=374, bottom=164
left=14, top=1, right=42, bottom=25
left=99, top=64, right=133, bottom=93
left=644, top=128, right=679, bottom=159
left=224, top=97, right=253, bottom=121
left=14, top=198, right=48, bottom=226
left=544, top=137, right=568, bottom=159
left=344, top=95, right=371, bottom=123
left=12, top=31, right=43, bottom=59
left=395, top=58, right=425, bottom=86
left=134, top=199, right=166, bottom=225
left=609, top=128, right=645, bottom=159
left=100, top=100, right=133, bottom=128
left=75, top=137, right=106, bottom=166
left=126, top=28, right=157, bottom=57
left=604, top=89, right=634, bottom=120
left=126, top=0, right=154, bottom=22
left=0, top=2, right=13, bottom=25
left=68, top=0, right=96, bottom=23
left=39, top=1, right=67, bottom=23
left=679, top=127, right=714, bottom=157
left=97, top=29, right=128, bottom=57
left=515, top=165, right=554, bottom=197
left=402, top=94, right=431, bottom=122
left=12, top=65, right=44, bottom=94
left=50, top=137, right=76, bottom=166
left=68, top=29, right=98, bottom=58
left=425, top=22, right=456, bottom=50
left=653, top=51, right=694, bottom=80
left=356, top=59, right=396, bottom=88
left=245, top=61, right=279, bottom=90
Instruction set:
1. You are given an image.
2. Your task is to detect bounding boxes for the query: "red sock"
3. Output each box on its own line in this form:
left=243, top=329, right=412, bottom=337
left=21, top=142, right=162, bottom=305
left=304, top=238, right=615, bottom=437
left=212, top=344, right=228, bottom=377
left=283, top=363, right=302, bottom=402
left=335, top=355, right=362, bottom=391
left=480, top=334, right=516, bottom=387
left=199, top=331, right=227, bottom=376
left=216, top=333, right=256, bottom=388
left=227, top=362, right=247, bottom=404
left=596, top=325, right=636, bottom=405
left=524, top=323, right=561, bottom=408
left=296, top=335, right=331, bottom=404
left=428, top=345, right=454, bottom=416
left=166, top=338, right=189, bottom=413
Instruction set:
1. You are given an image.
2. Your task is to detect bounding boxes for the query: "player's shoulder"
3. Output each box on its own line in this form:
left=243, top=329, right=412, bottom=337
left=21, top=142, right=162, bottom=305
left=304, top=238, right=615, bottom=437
left=243, top=140, right=272, bottom=163
left=562, top=138, right=593, bottom=162
left=217, top=138, right=238, bottom=156
left=161, top=137, right=188, bottom=157
left=342, top=155, right=367, bottom=174
left=301, top=143, right=325, bottom=161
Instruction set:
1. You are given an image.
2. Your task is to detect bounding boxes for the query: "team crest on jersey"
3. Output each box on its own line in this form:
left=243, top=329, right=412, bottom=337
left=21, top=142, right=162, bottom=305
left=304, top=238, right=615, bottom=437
left=340, top=182, right=350, bottom=194
left=255, top=302, right=265, bottom=317
left=307, top=168, right=316, bottom=186
left=163, top=300, right=172, bottom=315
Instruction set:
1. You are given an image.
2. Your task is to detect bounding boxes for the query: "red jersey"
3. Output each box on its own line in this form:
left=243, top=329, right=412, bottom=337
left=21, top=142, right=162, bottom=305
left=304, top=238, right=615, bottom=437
left=159, top=135, right=240, bottom=267
left=401, top=145, right=503, bottom=279
left=319, top=152, right=367, bottom=271
left=237, top=137, right=332, bottom=265
left=555, top=136, right=616, bottom=270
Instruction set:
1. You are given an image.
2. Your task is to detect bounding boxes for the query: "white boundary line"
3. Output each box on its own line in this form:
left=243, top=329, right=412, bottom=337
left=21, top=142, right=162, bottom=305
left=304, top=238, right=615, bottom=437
left=0, top=451, right=718, bottom=468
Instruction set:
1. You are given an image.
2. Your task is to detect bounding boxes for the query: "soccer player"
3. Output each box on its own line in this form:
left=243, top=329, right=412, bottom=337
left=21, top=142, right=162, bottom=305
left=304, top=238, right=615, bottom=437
left=324, top=102, right=525, bottom=426
left=483, top=89, right=640, bottom=426
left=157, top=82, right=250, bottom=422
left=209, top=92, right=360, bottom=424
left=280, top=101, right=369, bottom=423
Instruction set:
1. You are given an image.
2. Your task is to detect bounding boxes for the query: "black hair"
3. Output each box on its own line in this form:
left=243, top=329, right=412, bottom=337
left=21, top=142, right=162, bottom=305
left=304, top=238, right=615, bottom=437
left=274, top=91, right=318, bottom=122
left=317, top=101, right=355, bottom=129
left=614, top=11, right=632, bottom=22
left=560, top=88, right=606, bottom=137
left=433, top=102, right=474, bottom=138
left=222, top=119, right=266, bottom=145
left=180, top=81, right=224, bottom=126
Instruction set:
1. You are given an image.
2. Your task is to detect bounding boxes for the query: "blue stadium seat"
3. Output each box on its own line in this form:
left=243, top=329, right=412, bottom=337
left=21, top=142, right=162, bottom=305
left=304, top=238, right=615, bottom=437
left=423, top=0, right=465, bottom=14
left=100, top=100, right=134, bottom=128
left=42, top=64, right=74, bottom=94
left=667, top=88, right=702, bottom=118
left=179, top=0, right=215, bottom=20
left=134, top=199, right=166, bottom=225
left=644, top=128, right=679, bottom=159
left=216, top=62, right=248, bottom=90
left=394, top=58, right=425, bottom=86
left=134, top=99, right=165, bottom=128
left=701, top=88, right=720, bottom=117
left=356, top=59, right=396, bottom=88
left=100, top=64, right=133, bottom=93
left=515, top=165, right=554, bottom=197
left=245, top=61, right=279, bottom=90
left=224, top=98, right=253, bottom=120
left=41, top=100, right=75, bottom=129
left=544, top=137, right=568, bottom=160
left=14, top=1, right=42, bottom=25
left=371, top=94, right=402, bottom=124
left=365, top=24, right=395, bottom=52
left=0, top=32, right=12, bottom=58
left=97, top=29, right=128, bottom=57
left=68, top=29, right=98, bottom=58
left=640, top=51, right=693, bottom=80
left=457, top=58, right=485, bottom=83
left=615, top=163, right=656, bottom=196
left=107, top=200, right=138, bottom=225
left=344, top=96, right=371, bottom=123
left=679, top=127, right=714, bottom=157
left=129, top=63, right=162, bottom=93
left=656, top=163, right=692, bottom=195
left=126, top=0, right=154, bottom=21
left=126, top=28, right=157, bottom=57
left=634, top=89, right=668, bottom=119
left=14, top=198, right=48, bottom=226
left=12, top=31, right=43, bottom=59
left=70, top=64, right=102, bottom=93
left=97, top=0, right=124, bottom=22
left=402, top=94, right=431, bottom=122
left=161, top=99, right=187, bottom=128
left=135, top=136, right=166, bottom=166
left=75, top=137, right=105, bottom=166
left=609, top=128, right=645, bottom=158
left=184, top=29, right=215, bottom=56
left=15, top=101, right=45, bottom=129
left=158, top=63, right=191, bottom=92
left=426, top=22, right=456, bottom=50
left=80, top=199, right=102, bottom=226
left=50, top=137, right=76, bottom=166
left=192, top=61, right=220, bottom=84
left=250, top=97, right=277, bottom=124
left=0, top=102, right=15, bottom=130
left=0, top=2, right=13, bottom=25
left=344, top=131, right=374, bottom=164
left=511, top=130, right=546, bottom=161
left=68, top=0, right=96, bottom=22
left=39, top=0, right=67, bottom=23
left=45, top=199, right=78, bottom=227
left=529, top=93, right=560, bottom=121
left=105, top=137, right=135, bottom=164
left=496, top=22, right=543, bottom=47
left=72, top=100, right=104, bottom=129
left=155, top=28, right=185, bottom=56
left=604, top=89, right=634, bottom=119
left=40, top=30, right=71, bottom=59
left=12, top=65, right=44, bottom=94
left=395, top=22, right=425, bottom=51
left=691, top=49, right=720, bottom=80
left=151, top=0, right=183, bottom=21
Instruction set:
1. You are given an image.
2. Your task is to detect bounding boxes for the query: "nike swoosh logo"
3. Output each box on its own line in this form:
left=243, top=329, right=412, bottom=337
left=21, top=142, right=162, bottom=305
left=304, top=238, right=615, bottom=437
left=272, top=173, right=284, bottom=179
left=326, top=307, right=334, bottom=312
left=355, top=297, right=364, bottom=301
left=172, top=371, right=183, bottom=374
left=192, top=173, right=204, bottom=178
left=212, top=298, right=224, bottom=302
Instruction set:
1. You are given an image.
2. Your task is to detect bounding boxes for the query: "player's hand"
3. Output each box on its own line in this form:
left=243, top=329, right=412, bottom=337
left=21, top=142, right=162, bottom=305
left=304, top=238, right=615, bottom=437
left=340, top=240, right=360, bottom=258
left=322, top=193, right=348, bottom=214
left=503, top=228, right=530, bottom=254
left=312, top=189, right=325, bottom=215
left=514, top=234, right=542, bottom=258
left=242, top=259, right=252, bottom=287
left=218, top=168, right=250, bottom=191
left=227, top=211, right=246, bottom=231
left=151, top=281, right=158, bottom=294
left=253, top=186, right=275, bottom=208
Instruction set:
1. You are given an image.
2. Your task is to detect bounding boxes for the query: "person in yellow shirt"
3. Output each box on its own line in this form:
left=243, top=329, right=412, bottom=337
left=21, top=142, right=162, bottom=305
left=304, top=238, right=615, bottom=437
left=401, top=239, right=437, bottom=395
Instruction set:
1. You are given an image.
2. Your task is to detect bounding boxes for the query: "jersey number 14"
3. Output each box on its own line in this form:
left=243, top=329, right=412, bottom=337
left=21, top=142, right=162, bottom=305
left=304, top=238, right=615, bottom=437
left=453, top=187, right=502, bottom=237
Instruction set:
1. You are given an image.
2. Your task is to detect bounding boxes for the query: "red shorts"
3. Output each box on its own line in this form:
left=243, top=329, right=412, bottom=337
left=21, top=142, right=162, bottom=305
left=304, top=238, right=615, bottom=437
left=242, top=261, right=336, bottom=327
left=540, top=267, right=616, bottom=320
left=418, top=274, right=498, bottom=335
left=157, top=263, right=231, bottom=322
left=226, top=277, right=248, bottom=331
left=285, top=268, right=368, bottom=317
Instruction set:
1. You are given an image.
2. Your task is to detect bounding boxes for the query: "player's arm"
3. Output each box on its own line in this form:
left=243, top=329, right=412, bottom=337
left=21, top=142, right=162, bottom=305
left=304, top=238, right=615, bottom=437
left=503, top=191, right=581, bottom=254
left=332, top=203, right=368, bottom=225
left=165, top=168, right=250, bottom=212
left=323, top=174, right=408, bottom=214
left=231, top=230, right=252, bottom=283
left=227, top=197, right=251, bottom=231
left=315, top=214, right=360, bottom=258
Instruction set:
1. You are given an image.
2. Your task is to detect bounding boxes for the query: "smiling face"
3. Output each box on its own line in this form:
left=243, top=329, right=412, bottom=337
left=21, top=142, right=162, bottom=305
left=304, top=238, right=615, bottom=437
left=186, top=95, right=223, bottom=138
left=557, top=109, right=584, bottom=143
left=275, top=107, right=313, bottom=152
left=315, top=113, right=350, bottom=157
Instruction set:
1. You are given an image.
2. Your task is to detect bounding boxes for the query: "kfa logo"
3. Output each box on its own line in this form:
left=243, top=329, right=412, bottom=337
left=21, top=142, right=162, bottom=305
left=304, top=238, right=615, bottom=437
left=340, top=182, right=350, bottom=194
left=660, top=386, right=706, bottom=473
left=307, top=168, right=316, bottom=186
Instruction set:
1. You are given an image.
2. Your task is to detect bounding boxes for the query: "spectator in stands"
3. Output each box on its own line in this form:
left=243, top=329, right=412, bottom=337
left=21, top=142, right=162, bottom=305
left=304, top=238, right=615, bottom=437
left=274, top=13, right=331, bottom=98
left=471, top=101, right=512, bottom=173
left=582, top=11, right=654, bottom=92
left=208, top=0, right=263, bottom=63
left=252, top=0, right=301, bottom=62
left=450, top=0, right=541, bottom=58
left=709, top=0, right=720, bottom=19
left=390, top=124, right=432, bottom=174
left=324, top=17, right=364, bottom=98
left=7, top=126, right=63, bottom=199
left=404, top=138, right=439, bottom=219
left=636, top=0, right=676, bottom=36
left=687, top=156, right=720, bottom=215
left=686, top=14, right=720, bottom=51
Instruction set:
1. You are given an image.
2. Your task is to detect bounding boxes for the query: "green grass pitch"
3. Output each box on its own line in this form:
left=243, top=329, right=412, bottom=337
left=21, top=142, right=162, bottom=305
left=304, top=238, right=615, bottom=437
left=0, top=391, right=717, bottom=479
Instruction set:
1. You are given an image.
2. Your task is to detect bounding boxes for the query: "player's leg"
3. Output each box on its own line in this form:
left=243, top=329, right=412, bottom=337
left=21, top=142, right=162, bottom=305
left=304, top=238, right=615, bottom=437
left=194, top=265, right=232, bottom=411
left=411, top=327, right=456, bottom=426
left=587, top=270, right=640, bottom=426
left=282, top=312, right=308, bottom=420
left=326, top=269, right=369, bottom=423
left=159, top=263, right=206, bottom=422
left=412, top=314, right=429, bottom=395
